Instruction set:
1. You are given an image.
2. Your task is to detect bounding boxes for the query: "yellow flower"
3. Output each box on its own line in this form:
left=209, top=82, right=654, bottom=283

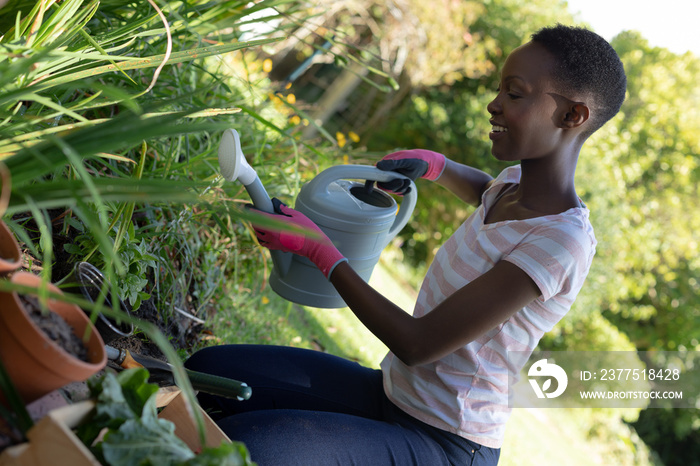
left=287, top=94, right=296, bottom=104
left=285, top=82, right=292, bottom=90
left=336, top=132, right=346, bottom=148
left=263, top=58, right=273, bottom=73
left=348, top=131, right=360, bottom=143
left=342, top=154, right=349, bottom=164
left=290, top=115, right=301, bottom=125
left=269, top=92, right=283, bottom=108
left=262, top=296, right=270, bottom=305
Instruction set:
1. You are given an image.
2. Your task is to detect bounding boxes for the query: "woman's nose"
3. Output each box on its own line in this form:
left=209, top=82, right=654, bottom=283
left=487, top=95, right=501, bottom=115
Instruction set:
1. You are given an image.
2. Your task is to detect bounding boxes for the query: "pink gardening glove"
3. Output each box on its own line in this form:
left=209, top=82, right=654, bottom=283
left=375, top=149, right=446, bottom=195
left=251, top=199, right=347, bottom=279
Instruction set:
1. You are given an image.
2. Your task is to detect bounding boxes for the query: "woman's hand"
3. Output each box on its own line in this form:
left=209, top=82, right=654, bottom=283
left=375, top=149, right=446, bottom=195
left=250, top=199, right=347, bottom=278
left=376, top=150, right=493, bottom=206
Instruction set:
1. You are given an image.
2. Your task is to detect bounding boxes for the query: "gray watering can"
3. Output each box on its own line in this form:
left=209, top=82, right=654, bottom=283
left=219, top=129, right=417, bottom=308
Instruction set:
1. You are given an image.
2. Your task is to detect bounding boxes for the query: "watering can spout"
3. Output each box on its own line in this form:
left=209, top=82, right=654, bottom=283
left=218, top=129, right=292, bottom=277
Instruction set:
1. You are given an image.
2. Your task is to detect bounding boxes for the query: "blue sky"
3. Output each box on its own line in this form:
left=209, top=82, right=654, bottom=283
left=566, top=0, right=700, bottom=56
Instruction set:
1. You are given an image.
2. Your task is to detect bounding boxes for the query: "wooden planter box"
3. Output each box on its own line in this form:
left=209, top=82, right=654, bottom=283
left=0, top=388, right=229, bottom=466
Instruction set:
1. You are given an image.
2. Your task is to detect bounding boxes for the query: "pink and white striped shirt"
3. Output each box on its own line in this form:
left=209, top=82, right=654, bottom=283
left=381, top=165, right=596, bottom=448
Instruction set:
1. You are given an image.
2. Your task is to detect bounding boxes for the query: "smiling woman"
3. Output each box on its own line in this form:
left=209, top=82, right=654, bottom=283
left=486, top=41, right=590, bottom=210
left=487, top=42, right=571, bottom=165
left=185, top=24, right=626, bottom=466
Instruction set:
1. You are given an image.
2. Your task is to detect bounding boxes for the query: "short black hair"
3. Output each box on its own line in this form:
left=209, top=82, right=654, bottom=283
left=531, top=24, right=627, bottom=137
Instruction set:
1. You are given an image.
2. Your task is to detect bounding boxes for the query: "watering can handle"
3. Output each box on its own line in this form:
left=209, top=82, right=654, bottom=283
left=305, top=165, right=417, bottom=246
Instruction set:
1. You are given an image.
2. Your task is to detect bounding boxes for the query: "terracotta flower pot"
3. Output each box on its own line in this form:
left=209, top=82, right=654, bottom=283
left=0, top=272, right=107, bottom=405
left=0, top=220, right=21, bottom=276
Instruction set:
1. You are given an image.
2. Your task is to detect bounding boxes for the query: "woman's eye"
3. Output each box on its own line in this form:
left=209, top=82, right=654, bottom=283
left=508, top=93, right=521, bottom=100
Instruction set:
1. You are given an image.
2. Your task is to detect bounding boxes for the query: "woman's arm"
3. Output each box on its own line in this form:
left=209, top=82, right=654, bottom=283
left=436, top=158, right=494, bottom=206
left=329, top=259, right=541, bottom=366
left=249, top=190, right=535, bottom=367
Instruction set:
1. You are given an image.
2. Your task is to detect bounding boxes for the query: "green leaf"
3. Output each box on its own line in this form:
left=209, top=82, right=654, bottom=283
left=36, top=38, right=282, bottom=91
left=0, top=357, right=34, bottom=436
left=78, top=372, right=135, bottom=445
left=101, top=399, right=195, bottom=466
left=117, top=368, right=159, bottom=417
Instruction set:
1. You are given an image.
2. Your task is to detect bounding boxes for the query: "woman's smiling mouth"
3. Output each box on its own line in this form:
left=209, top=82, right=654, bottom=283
left=489, top=124, right=508, bottom=140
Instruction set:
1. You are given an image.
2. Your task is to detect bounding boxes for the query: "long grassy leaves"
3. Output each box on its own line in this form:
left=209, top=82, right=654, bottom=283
left=0, top=0, right=306, bottom=446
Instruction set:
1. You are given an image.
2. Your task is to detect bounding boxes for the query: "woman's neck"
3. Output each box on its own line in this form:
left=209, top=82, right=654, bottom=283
left=515, top=157, right=580, bottom=214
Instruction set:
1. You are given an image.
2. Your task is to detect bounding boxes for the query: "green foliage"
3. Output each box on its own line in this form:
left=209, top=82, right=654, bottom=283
left=79, top=369, right=255, bottom=466
left=539, top=310, right=637, bottom=352
left=113, top=236, right=157, bottom=309
left=78, top=368, right=159, bottom=446
left=0, top=357, right=33, bottom=439
left=0, top=0, right=311, bottom=451
left=0, top=0, right=279, bottom=291
left=1, top=0, right=697, bottom=461
left=0, top=0, right=310, bottom=315
left=65, top=217, right=159, bottom=310
left=576, top=32, right=700, bottom=353
left=631, top=407, right=700, bottom=466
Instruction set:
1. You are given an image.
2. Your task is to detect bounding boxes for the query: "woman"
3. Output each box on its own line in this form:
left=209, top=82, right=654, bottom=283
left=186, top=24, right=627, bottom=465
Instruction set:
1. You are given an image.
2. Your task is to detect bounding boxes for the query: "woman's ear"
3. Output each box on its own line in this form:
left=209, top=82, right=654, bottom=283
left=549, top=92, right=591, bottom=130
left=562, top=102, right=590, bottom=129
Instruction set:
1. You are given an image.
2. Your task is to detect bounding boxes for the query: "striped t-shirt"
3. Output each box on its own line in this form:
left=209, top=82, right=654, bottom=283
left=381, top=165, right=596, bottom=448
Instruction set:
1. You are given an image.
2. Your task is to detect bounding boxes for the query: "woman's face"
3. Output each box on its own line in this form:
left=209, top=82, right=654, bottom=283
left=487, top=42, right=564, bottom=162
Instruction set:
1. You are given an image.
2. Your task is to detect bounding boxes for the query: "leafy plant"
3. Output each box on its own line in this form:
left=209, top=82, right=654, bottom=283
left=78, top=368, right=256, bottom=466
left=66, top=223, right=159, bottom=311
left=0, top=0, right=302, bottom=449
left=0, top=357, right=34, bottom=442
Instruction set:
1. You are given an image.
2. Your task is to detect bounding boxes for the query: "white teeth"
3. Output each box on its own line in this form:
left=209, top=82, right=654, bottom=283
left=491, top=125, right=508, bottom=132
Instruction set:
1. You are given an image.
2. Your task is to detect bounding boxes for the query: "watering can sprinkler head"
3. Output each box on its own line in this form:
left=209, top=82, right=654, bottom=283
left=219, top=128, right=289, bottom=274
left=218, top=129, right=257, bottom=186
left=219, top=129, right=275, bottom=214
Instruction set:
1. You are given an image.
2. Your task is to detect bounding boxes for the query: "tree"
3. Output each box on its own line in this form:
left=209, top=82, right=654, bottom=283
left=578, top=31, right=700, bottom=353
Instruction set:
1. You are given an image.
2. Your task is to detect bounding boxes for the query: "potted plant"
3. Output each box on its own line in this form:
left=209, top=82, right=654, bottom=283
left=0, top=272, right=107, bottom=406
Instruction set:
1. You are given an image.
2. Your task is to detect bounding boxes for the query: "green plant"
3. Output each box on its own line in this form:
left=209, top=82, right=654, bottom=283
left=78, top=368, right=255, bottom=466
left=66, top=222, right=159, bottom=311
left=0, top=0, right=306, bottom=448
left=0, top=357, right=33, bottom=442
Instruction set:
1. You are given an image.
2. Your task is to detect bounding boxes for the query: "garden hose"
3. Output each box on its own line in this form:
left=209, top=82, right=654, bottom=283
left=105, top=345, right=252, bottom=401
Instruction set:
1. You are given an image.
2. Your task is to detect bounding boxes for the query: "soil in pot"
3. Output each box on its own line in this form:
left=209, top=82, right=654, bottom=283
left=20, top=294, right=89, bottom=363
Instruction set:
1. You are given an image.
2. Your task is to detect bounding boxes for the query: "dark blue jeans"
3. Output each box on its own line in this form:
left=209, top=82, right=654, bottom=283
left=185, top=345, right=500, bottom=465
